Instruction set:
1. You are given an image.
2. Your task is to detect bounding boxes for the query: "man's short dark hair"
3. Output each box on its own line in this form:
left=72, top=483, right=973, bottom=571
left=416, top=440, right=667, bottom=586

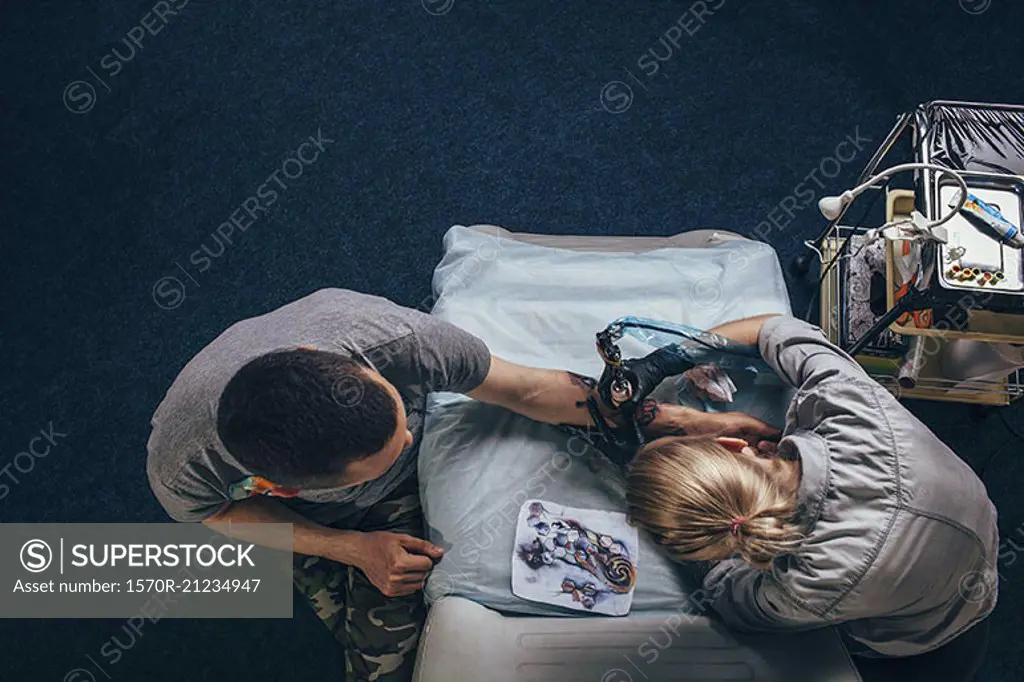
left=216, top=349, right=399, bottom=487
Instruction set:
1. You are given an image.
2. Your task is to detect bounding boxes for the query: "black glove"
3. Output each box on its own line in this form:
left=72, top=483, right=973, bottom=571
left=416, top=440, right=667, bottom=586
left=597, top=346, right=694, bottom=413
left=579, top=396, right=643, bottom=467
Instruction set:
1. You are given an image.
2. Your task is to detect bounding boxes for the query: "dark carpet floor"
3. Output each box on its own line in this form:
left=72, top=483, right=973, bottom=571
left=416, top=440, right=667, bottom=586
left=2, top=1, right=1022, bottom=680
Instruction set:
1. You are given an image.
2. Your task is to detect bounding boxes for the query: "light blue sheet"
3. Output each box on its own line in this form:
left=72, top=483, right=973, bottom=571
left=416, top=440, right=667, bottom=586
left=419, top=225, right=793, bottom=616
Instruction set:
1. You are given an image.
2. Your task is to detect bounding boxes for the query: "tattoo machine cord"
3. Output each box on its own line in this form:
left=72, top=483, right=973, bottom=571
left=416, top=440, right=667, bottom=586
left=593, top=320, right=725, bottom=449
left=978, top=410, right=1024, bottom=481
left=602, top=319, right=759, bottom=356
left=596, top=319, right=758, bottom=399
left=803, top=186, right=885, bottom=322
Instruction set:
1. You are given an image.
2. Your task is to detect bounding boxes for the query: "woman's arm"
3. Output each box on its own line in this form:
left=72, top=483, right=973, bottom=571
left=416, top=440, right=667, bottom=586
left=698, top=560, right=828, bottom=633
left=707, top=314, right=783, bottom=346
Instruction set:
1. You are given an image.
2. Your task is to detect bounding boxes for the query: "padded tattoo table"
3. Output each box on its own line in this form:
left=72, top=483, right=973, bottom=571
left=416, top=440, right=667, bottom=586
left=415, top=597, right=859, bottom=682
left=412, top=226, right=862, bottom=682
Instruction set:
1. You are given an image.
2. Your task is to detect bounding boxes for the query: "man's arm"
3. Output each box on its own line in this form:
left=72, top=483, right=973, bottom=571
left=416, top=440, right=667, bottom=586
left=466, top=357, right=696, bottom=429
left=203, top=496, right=443, bottom=597
left=407, top=305, right=777, bottom=439
left=466, top=358, right=600, bottom=426
left=203, top=495, right=363, bottom=561
left=466, top=357, right=778, bottom=443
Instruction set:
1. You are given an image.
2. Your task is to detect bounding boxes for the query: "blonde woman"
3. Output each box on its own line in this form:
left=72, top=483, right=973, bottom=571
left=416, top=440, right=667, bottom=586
left=616, top=314, right=998, bottom=682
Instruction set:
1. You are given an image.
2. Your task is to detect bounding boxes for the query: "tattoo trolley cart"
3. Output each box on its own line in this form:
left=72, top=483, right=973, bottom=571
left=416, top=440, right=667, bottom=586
left=804, top=102, right=1024, bottom=405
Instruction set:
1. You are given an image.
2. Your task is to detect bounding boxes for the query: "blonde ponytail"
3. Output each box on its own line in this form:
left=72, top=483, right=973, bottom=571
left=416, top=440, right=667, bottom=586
left=625, top=436, right=802, bottom=569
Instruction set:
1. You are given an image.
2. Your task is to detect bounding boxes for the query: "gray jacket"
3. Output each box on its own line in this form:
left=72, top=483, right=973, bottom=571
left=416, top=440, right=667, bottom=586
left=700, top=316, right=998, bottom=657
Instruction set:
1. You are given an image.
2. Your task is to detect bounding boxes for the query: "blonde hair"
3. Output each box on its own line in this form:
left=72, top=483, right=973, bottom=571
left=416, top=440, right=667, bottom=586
left=626, top=436, right=802, bottom=570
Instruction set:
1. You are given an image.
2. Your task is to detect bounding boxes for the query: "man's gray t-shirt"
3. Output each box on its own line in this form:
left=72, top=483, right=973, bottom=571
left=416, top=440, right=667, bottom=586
left=146, top=288, right=492, bottom=525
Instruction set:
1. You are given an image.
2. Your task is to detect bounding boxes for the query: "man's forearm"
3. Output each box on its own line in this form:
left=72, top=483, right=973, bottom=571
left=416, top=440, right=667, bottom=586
left=506, top=369, right=710, bottom=433
left=203, top=495, right=365, bottom=564
left=468, top=357, right=600, bottom=426
left=517, top=369, right=598, bottom=426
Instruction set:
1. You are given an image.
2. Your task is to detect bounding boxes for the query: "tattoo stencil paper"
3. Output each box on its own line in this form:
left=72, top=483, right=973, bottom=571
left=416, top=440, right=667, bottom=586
left=511, top=500, right=639, bottom=616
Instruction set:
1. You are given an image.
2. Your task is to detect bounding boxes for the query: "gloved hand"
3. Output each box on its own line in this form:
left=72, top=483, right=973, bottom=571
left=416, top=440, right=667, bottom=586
left=597, top=346, right=693, bottom=417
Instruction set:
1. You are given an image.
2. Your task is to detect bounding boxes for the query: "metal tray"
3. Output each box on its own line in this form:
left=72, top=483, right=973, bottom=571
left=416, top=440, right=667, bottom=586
left=931, top=173, right=1024, bottom=297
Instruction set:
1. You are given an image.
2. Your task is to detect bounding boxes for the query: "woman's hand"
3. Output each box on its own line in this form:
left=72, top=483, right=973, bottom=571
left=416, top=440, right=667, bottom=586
left=596, top=346, right=695, bottom=412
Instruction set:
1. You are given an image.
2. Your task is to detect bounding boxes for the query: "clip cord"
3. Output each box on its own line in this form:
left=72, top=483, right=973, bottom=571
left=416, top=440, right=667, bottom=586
left=606, top=318, right=761, bottom=359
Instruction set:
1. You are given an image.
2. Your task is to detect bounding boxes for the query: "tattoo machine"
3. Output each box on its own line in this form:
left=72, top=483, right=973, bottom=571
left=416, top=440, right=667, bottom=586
left=595, top=322, right=634, bottom=404
left=595, top=315, right=770, bottom=407
left=590, top=322, right=647, bottom=451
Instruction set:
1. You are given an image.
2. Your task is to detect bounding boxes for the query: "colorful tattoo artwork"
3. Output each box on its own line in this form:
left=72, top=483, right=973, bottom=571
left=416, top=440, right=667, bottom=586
left=560, top=578, right=601, bottom=610
left=516, top=502, right=637, bottom=610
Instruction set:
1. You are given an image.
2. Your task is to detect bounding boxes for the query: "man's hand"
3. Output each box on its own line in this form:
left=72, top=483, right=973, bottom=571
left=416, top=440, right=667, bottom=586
left=597, top=351, right=683, bottom=412
left=345, top=532, right=445, bottom=598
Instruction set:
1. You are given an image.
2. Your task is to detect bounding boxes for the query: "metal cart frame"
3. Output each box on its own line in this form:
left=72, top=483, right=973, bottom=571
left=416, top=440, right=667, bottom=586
left=804, top=100, right=1024, bottom=405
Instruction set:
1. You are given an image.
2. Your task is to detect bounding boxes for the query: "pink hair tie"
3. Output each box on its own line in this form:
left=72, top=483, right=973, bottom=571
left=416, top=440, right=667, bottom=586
left=729, top=517, right=747, bottom=536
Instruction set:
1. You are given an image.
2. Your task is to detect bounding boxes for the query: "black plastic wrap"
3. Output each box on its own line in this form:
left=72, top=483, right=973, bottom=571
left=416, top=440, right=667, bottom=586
left=916, top=101, right=1024, bottom=175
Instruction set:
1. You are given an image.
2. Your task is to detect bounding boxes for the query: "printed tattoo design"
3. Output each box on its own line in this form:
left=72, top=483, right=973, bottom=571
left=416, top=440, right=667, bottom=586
left=517, top=502, right=637, bottom=611
left=560, top=578, right=602, bottom=609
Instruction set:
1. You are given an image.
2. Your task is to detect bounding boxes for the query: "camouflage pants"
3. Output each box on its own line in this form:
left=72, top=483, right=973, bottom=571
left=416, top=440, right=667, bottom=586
left=293, top=477, right=426, bottom=682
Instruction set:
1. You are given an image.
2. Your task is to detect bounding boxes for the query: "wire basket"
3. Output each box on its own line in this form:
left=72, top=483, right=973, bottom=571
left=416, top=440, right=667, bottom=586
left=821, top=235, right=1023, bottom=406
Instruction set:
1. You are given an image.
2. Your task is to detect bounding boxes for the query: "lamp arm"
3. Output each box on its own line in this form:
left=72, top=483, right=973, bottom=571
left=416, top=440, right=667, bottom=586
left=845, top=162, right=969, bottom=228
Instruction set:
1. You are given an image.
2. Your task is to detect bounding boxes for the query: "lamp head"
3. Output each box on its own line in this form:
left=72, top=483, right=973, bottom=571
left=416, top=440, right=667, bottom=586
left=818, top=191, right=853, bottom=221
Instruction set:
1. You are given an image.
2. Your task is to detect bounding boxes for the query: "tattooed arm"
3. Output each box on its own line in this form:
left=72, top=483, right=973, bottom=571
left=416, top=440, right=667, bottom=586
left=466, top=356, right=780, bottom=446
left=466, top=357, right=605, bottom=427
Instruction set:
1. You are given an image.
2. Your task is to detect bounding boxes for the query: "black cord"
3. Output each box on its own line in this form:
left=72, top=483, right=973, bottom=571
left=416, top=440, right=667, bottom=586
left=999, top=408, right=1024, bottom=443
left=616, top=320, right=760, bottom=357
left=977, top=438, right=1015, bottom=481
left=802, top=187, right=886, bottom=322
left=979, top=409, right=1024, bottom=480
